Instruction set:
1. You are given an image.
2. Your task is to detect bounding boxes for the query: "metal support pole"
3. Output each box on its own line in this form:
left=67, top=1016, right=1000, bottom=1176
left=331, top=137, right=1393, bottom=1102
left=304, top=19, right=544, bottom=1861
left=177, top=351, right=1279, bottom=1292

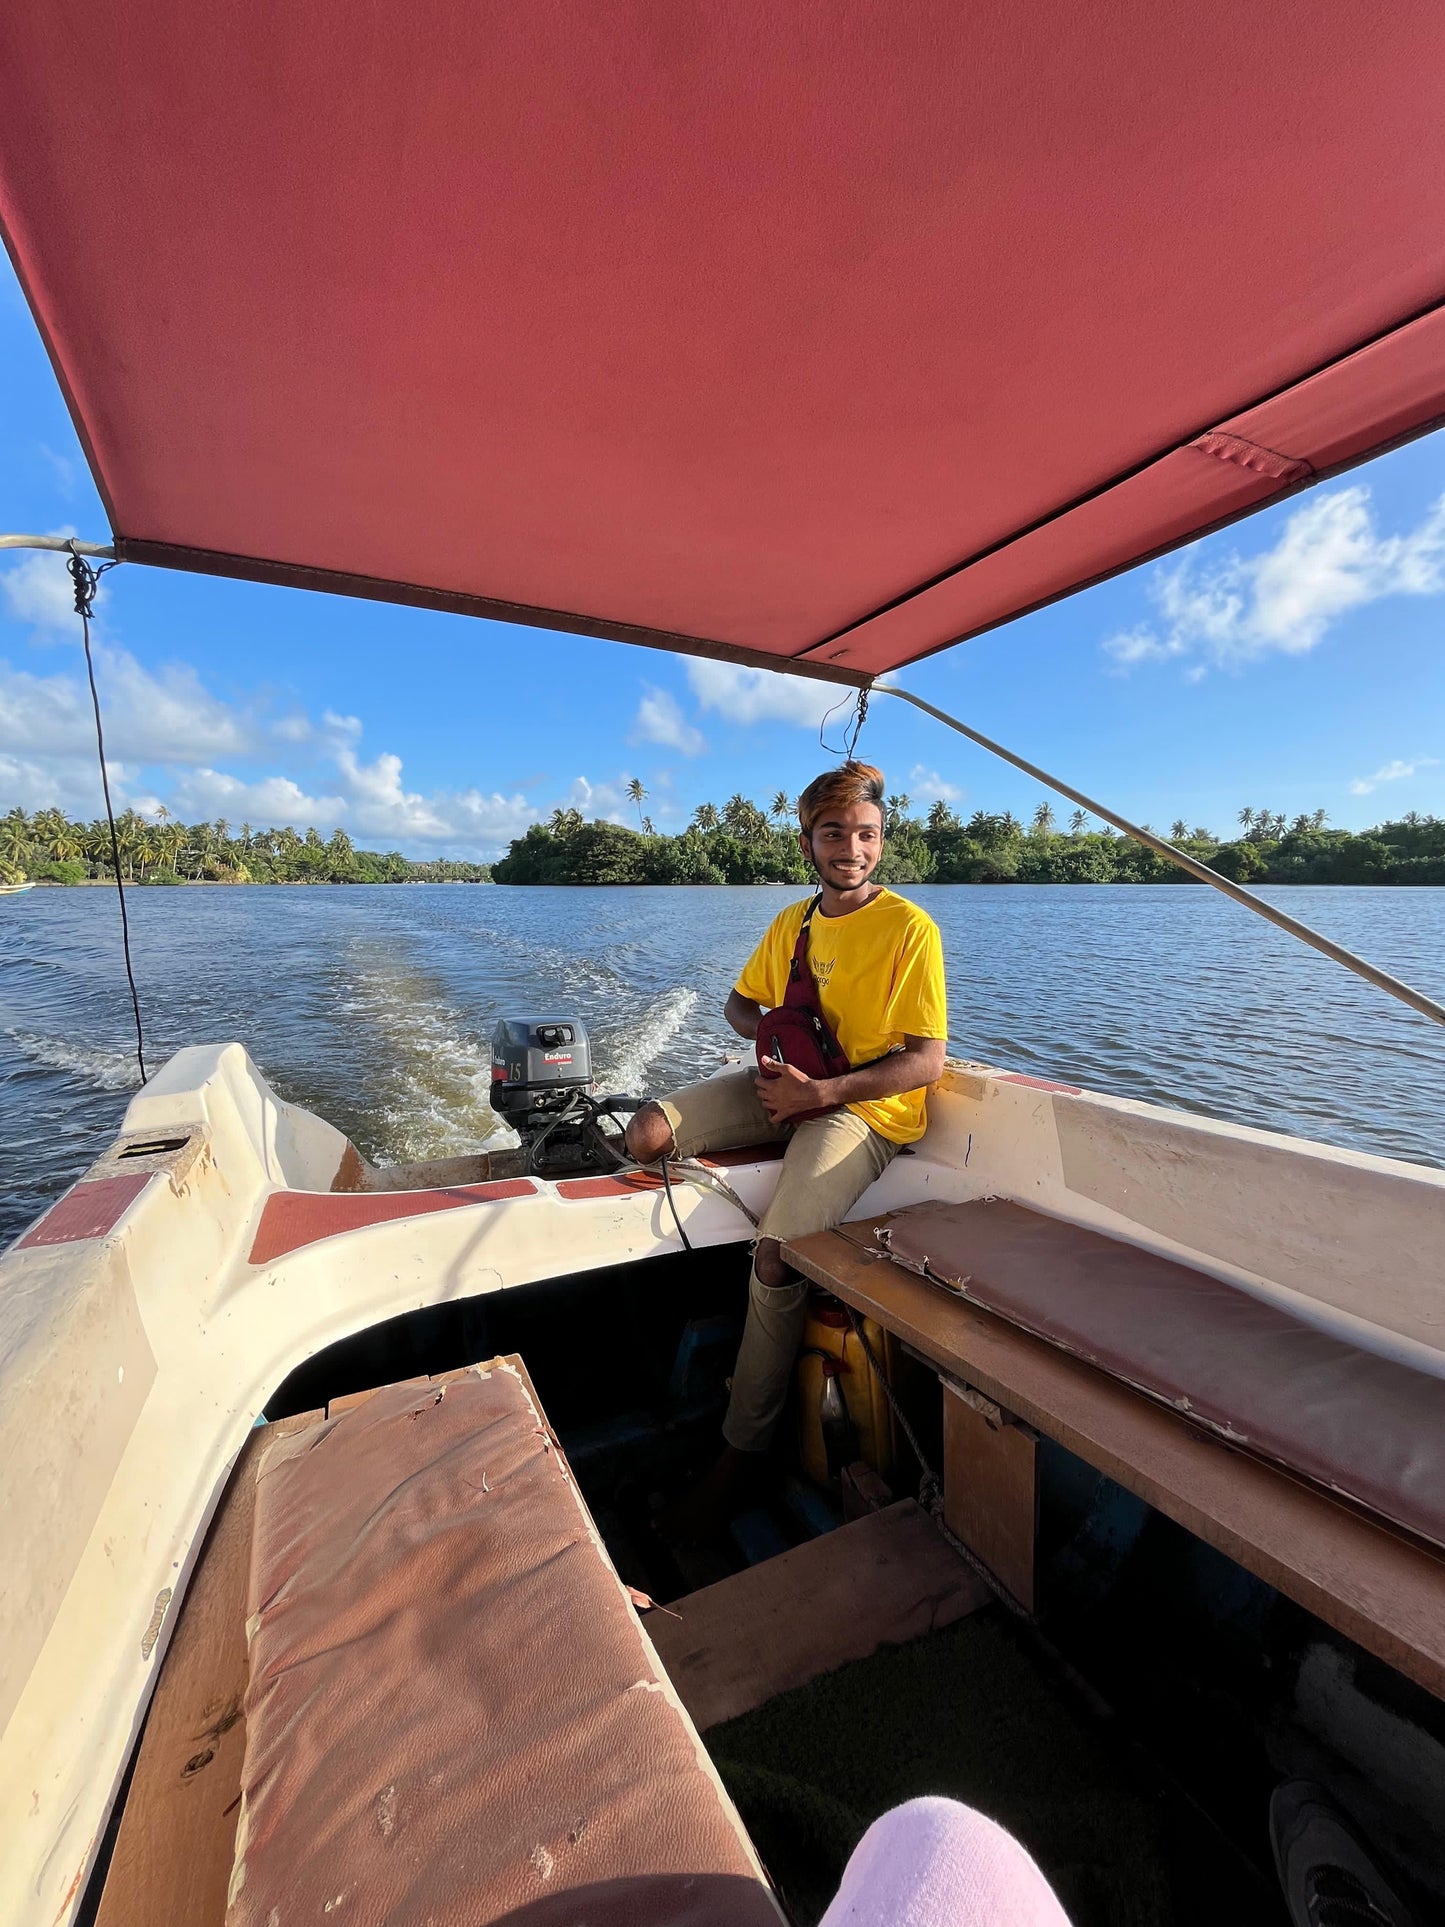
left=0, top=533, right=115, bottom=558
left=876, top=682, right=1445, bottom=1032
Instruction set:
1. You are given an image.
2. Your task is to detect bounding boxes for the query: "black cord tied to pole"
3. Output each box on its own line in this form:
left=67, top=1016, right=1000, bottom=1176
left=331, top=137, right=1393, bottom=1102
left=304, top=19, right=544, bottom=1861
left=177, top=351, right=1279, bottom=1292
left=66, top=543, right=147, bottom=1085
left=819, top=681, right=872, bottom=761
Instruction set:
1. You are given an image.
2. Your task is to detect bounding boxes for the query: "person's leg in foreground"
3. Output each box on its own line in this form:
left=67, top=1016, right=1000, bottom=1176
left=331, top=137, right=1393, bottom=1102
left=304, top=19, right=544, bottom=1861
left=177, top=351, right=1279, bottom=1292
left=819, top=1796, right=1071, bottom=1926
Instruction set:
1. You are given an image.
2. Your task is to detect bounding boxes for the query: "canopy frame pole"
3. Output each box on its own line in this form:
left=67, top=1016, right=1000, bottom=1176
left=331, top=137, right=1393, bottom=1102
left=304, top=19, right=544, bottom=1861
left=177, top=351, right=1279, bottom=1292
left=876, top=681, right=1445, bottom=1032
left=0, top=532, right=116, bottom=558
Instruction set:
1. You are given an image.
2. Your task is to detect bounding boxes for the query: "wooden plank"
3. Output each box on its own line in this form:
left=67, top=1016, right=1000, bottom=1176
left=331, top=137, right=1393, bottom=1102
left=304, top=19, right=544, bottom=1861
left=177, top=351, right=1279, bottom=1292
left=645, top=1499, right=989, bottom=1731
left=783, top=1228, right=1445, bottom=1702
left=942, top=1379, right=1038, bottom=1613
left=95, top=1410, right=322, bottom=1927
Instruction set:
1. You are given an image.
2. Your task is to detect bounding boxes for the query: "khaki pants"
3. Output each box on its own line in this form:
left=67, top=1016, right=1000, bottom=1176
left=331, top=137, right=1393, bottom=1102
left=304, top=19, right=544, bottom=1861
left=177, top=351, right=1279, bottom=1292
left=655, top=1070, right=897, bottom=1453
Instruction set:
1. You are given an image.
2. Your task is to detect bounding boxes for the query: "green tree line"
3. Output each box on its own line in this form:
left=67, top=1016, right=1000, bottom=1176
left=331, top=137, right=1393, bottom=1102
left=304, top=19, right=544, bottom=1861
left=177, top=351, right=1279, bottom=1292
left=493, top=787, right=1445, bottom=886
left=0, top=806, right=490, bottom=885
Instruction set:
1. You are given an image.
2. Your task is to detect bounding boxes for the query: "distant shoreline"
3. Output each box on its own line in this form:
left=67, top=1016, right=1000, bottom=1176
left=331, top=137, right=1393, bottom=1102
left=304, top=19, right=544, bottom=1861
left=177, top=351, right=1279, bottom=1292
left=5, top=801, right=1443, bottom=889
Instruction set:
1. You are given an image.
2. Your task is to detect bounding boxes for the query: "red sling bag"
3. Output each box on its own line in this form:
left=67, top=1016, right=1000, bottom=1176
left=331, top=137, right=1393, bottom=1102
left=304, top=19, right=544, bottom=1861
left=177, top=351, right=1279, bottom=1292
left=755, top=894, right=850, bottom=1121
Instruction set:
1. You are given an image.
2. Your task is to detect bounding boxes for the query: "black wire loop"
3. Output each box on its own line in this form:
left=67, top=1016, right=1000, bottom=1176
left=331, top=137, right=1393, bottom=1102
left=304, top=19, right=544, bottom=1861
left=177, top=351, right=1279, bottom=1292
left=67, top=543, right=146, bottom=1085
left=818, top=683, right=872, bottom=761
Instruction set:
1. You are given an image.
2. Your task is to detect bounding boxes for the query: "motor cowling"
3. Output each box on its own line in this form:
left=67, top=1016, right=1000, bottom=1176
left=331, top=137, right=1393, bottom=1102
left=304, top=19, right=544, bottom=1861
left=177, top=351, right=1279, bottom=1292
left=490, top=1018, right=595, bottom=1126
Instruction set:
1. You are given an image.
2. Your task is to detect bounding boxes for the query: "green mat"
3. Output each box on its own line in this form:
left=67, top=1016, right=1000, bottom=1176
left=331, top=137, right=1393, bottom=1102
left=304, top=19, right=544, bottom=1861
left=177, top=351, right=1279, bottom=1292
left=707, top=1610, right=1175, bottom=1926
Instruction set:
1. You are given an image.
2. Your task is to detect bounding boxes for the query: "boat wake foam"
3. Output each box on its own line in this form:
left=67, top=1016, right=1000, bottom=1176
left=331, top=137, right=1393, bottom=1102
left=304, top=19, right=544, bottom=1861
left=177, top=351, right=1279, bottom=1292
left=593, top=985, right=699, bottom=1098
left=5, top=1028, right=141, bottom=1092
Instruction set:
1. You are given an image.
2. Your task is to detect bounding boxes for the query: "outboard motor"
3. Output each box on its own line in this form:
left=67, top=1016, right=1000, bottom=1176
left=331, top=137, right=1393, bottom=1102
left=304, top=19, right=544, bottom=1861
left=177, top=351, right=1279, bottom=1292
left=490, top=1018, right=637, bottom=1173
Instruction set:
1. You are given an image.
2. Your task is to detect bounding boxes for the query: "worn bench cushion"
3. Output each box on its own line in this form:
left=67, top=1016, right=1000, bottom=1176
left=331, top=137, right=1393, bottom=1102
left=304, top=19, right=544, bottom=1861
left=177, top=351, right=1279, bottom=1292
left=229, top=1364, right=780, bottom=1926
left=870, top=1199, right=1445, bottom=1554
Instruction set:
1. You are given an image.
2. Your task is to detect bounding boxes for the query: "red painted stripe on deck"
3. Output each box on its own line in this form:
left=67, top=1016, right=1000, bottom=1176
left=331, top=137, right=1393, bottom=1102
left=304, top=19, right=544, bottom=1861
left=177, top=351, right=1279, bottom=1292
left=248, top=1180, right=538, bottom=1265
left=555, top=1173, right=665, bottom=1200
left=14, top=1172, right=153, bottom=1249
left=556, top=1143, right=787, bottom=1201
left=994, top=1072, right=1082, bottom=1095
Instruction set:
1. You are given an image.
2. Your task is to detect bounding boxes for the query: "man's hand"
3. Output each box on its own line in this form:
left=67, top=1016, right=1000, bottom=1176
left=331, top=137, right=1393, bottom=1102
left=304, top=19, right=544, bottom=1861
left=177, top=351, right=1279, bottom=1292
left=755, top=1059, right=830, bottom=1122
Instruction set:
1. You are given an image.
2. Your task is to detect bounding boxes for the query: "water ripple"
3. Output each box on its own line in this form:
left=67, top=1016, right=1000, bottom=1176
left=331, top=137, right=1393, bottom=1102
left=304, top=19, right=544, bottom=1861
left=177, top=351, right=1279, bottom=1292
left=2, top=882, right=1441, bottom=1244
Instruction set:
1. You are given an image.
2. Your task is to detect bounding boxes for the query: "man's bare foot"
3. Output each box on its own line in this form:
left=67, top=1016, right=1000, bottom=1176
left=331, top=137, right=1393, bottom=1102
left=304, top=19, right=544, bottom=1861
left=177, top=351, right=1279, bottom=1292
left=659, top=1444, right=771, bottom=1545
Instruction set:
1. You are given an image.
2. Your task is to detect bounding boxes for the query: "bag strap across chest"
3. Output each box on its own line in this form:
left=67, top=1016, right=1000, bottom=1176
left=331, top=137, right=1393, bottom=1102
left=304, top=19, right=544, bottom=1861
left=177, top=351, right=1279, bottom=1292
left=784, top=894, right=825, bottom=1010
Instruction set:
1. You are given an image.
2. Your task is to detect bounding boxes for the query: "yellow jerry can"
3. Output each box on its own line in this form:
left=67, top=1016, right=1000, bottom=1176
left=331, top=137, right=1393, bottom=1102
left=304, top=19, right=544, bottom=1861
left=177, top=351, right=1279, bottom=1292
left=795, top=1292, right=897, bottom=1486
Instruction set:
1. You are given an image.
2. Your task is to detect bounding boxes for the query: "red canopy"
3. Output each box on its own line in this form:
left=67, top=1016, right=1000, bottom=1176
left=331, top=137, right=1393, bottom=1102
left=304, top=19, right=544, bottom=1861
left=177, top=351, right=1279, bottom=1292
left=2, top=4, right=1443, bottom=683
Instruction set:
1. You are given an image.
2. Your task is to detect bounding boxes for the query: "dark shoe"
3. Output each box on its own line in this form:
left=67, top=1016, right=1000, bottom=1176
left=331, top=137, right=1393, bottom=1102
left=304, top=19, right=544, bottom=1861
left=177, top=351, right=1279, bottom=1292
left=1270, top=1781, right=1416, bottom=1927
left=658, top=1444, right=770, bottom=1545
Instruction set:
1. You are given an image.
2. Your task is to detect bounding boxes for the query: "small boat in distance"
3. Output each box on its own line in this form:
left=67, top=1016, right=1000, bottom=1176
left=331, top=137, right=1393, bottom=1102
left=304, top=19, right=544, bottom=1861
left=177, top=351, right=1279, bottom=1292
left=0, top=880, right=35, bottom=895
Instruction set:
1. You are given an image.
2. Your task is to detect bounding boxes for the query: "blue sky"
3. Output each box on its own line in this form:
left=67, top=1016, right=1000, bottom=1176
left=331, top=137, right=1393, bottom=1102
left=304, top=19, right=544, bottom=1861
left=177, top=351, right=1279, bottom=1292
left=2, top=256, right=1441, bottom=858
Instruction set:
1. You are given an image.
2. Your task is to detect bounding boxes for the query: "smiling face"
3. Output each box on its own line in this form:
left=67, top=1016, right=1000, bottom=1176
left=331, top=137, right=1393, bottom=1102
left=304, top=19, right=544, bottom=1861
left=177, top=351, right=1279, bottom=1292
left=800, top=799, right=885, bottom=897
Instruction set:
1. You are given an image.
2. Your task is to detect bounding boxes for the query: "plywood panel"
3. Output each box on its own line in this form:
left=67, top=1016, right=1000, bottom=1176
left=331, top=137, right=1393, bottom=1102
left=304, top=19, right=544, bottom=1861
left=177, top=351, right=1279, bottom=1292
left=645, top=1500, right=988, bottom=1731
left=943, top=1381, right=1038, bottom=1613
left=783, top=1227, right=1445, bottom=1702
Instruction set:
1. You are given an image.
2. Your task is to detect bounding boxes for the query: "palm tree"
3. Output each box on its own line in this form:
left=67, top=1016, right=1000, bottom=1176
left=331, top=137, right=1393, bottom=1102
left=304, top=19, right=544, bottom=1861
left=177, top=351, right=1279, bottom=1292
left=926, top=798, right=958, bottom=833
left=692, top=802, right=719, bottom=832
left=625, top=777, right=647, bottom=829
left=769, top=789, right=791, bottom=823
left=0, top=808, right=29, bottom=869
left=1068, top=809, right=1088, bottom=835
left=1170, top=818, right=1189, bottom=841
left=723, top=794, right=769, bottom=839
left=1030, top=802, right=1055, bottom=837
left=1237, top=806, right=1254, bottom=836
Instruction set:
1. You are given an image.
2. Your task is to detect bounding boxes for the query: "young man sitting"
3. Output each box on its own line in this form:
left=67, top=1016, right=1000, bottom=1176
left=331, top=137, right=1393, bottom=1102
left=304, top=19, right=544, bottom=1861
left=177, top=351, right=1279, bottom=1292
left=625, top=760, right=947, bottom=1522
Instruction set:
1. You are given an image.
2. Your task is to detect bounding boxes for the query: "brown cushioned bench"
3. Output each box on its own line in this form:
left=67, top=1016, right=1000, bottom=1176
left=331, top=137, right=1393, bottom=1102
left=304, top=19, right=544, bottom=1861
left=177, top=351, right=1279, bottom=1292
left=783, top=1201, right=1445, bottom=1700
left=229, top=1363, right=782, bottom=1927
left=95, top=1362, right=782, bottom=1927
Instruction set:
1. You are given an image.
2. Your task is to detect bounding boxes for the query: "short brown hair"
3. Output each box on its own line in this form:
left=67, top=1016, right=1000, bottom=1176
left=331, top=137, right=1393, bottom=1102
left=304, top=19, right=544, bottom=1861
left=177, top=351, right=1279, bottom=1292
left=796, top=761, right=886, bottom=836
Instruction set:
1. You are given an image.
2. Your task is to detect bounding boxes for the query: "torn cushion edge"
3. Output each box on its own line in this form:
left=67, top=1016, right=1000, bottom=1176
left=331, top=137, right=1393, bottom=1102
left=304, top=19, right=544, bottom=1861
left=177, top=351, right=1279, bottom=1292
left=229, top=1363, right=783, bottom=1926
left=870, top=1199, right=1445, bottom=1555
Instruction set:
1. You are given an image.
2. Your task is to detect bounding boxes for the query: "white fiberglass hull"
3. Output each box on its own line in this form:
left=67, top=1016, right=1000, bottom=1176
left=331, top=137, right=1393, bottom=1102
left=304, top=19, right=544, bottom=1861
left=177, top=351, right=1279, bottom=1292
left=3, top=1042, right=1443, bottom=1927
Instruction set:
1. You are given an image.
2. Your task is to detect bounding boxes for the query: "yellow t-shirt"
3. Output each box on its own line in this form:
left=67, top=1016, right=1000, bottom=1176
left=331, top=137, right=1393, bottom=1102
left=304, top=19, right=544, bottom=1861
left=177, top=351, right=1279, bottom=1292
left=734, top=889, right=948, bottom=1145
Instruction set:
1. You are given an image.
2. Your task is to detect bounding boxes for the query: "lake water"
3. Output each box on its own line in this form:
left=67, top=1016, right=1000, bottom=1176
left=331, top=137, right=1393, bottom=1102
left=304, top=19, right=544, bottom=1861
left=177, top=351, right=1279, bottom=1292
left=3, top=882, right=1442, bottom=1247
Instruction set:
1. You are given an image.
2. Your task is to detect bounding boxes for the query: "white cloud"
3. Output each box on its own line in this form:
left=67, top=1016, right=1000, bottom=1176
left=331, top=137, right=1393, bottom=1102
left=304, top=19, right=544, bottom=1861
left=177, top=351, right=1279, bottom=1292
left=0, top=643, right=265, bottom=764
left=907, top=763, right=963, bottom=804
left=164, top=768, right=347, bottom=825
left=631, top=684, right=705, bottom=756
left=1348, top=756, right=1439, bottom=797
left=1104, top=486, right=1445, bottom=675
left=37, top=446, right=79, bottom=495
left=566, top=774, right=633, bottom=824
left=687, top=658, right=854, bottom=728
left=0, top=750, right=110, bottom=818
left=0, top=630, right=540, bottom=856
